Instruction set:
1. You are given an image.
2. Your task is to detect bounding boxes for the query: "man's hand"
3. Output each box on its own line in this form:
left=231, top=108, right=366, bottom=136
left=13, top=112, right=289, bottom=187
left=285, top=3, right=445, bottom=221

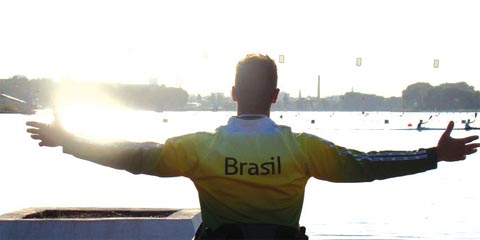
left=26, top=109, right=69, bottom=147
left=437, top=121, right=480, bottom=161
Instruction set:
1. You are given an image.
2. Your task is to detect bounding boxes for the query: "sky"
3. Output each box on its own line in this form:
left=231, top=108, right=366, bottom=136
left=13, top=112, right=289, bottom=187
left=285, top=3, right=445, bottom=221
left=1, top=0, right=480, bottom=98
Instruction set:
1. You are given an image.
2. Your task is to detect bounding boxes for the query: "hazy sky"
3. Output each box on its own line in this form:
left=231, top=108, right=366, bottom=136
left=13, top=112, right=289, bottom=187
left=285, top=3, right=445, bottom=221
left=1, top=0, right=479, bottom=98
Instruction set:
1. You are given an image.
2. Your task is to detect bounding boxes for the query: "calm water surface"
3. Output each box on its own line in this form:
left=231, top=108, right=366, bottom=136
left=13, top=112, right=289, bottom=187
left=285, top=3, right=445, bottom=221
left=1, top=110, right=479, bottom=239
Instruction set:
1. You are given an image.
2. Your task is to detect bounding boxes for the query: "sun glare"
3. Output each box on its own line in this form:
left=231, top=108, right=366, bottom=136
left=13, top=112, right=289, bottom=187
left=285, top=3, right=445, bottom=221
left=52, top=83, right=134, bottom=142
left=56, top=103, right=126, bottom=142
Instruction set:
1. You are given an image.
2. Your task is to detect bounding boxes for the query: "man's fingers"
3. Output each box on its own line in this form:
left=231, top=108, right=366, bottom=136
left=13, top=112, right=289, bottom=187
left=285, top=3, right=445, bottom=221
left=26, top=121, right=47, bottom=128
left=30, top=134, right=42, bottom=140
left=466, top=148, right=478, bottom=155
left=26, top=128, right=40, bottom=134
left=463, top=143, right=480, bottom=156
left=466, top=143, right=480, bottom=150
left=441, top=121, right=454, bottom=138
left=462, top=135, right=479, bottom=144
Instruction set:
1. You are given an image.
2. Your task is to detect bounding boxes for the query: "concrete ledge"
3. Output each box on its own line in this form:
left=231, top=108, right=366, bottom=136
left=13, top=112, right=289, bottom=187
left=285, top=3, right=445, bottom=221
left=0, top=207, right=201, bottom=240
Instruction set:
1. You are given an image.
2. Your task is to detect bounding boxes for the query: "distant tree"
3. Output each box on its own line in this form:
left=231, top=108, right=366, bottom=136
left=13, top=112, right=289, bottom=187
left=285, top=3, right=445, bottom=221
left=29, top=78, right=55, bottom=108
left=424, top=83, right=477, bottom=110
left=341, top=92, right=387, bottom=111
left=438, top=82, right=475, bottom=93
left=385, top=97, right=403, bottom=111
left=88, top=83, right=189, bottom=111
left=0, top=76, right=30, bottom=103
left=158, top=86, right=189, bottom=110
left=475, top=92, right=480, bottom=107
left=402, top=82, right=433, bottom=110
left=12, top=75, right=28, bottom=81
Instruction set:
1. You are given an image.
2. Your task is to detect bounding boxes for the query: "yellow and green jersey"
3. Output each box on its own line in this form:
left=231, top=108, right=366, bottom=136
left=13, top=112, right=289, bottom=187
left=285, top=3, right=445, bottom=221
left=141, top=116, right=438, bottom=230
left=63, top=116, right=438, bottom=231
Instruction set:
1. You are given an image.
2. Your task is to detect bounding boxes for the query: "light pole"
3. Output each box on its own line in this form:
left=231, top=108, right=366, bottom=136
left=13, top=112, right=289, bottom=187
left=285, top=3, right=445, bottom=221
left=355, top=57, right=362, bottom=93
left=317, top=75, right=320, bottom=99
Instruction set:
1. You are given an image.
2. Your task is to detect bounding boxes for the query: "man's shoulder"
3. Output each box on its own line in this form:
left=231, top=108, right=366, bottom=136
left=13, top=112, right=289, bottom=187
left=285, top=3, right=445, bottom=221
left=167, top=131, right=215, bottom=143
left=294, top=132, right=335, bottom=146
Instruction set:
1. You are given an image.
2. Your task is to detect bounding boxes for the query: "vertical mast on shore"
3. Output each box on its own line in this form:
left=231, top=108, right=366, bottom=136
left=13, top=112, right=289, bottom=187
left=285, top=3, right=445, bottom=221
left=317, top=75, right=320, bottom=99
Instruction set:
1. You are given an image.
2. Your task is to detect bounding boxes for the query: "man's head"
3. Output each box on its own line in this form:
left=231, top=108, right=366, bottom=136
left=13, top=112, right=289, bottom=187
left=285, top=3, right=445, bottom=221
left=232, top=54, right=280, bottom=116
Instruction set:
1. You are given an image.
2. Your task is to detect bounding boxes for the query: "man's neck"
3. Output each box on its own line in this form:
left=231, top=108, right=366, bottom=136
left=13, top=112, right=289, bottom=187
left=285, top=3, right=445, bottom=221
left=237, top=110, right=270, bottom=117
left=235, top=101, right=272, bottom=117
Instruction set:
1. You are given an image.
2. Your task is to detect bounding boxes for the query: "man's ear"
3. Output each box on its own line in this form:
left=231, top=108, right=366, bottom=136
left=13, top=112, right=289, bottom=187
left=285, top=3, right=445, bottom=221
left=271, top=88, right=280, bottom=103
left=231, top=86, right=238, bottom=102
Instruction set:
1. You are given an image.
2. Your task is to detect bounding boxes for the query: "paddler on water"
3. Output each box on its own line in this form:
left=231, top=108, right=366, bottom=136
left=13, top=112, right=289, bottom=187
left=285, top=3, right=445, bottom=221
left=417, top=119, right=425, bottom=131
left=27, top=54, right=480, bottom=240
left=417, top=115, right=433, bottom=131
left=465, top=119, right=478, bottom=130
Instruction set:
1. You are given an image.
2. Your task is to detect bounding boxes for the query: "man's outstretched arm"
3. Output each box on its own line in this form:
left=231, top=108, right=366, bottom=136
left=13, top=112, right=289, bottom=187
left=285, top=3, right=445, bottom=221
left=26, top=120, right=161, bottom=174
left=437, top=121, right=480, bottom=161
left=304, top=121, right=479, bottom=183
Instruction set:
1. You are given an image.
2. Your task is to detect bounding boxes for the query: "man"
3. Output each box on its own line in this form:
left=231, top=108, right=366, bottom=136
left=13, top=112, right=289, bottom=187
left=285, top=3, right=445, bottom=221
left=465, top=119, right=479, bottom=130
left=417, top=119, right=424, bottom=130
left=417, top=116, right=432, bottom=131
left=27, top=54, right=479, bottom=239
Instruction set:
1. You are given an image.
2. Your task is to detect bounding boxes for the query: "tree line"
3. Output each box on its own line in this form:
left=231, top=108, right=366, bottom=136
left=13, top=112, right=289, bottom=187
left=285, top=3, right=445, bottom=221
left=196, top=81, right=480, bottom=112
left=402, top=82, right=480, bottom=111
left=1, top=76, right=479, bottom=112
left=0, top=76, right=188, bottom=111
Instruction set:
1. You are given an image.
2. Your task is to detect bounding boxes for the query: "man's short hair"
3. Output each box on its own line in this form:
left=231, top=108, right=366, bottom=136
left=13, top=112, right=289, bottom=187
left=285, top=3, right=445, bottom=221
left=234, top=54, right=278, bottom=105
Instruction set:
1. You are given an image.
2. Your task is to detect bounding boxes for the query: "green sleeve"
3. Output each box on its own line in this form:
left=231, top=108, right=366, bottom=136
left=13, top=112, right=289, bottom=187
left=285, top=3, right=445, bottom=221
left=298, top=133, right=438, bottom=182
left=62, top=137, right=163, bottom=175
left=62, top=132, right=211, bottom=177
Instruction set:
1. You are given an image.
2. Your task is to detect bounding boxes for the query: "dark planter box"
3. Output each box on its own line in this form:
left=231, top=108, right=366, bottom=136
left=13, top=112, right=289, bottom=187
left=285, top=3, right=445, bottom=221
left=0, top=207, right=201, bottom=240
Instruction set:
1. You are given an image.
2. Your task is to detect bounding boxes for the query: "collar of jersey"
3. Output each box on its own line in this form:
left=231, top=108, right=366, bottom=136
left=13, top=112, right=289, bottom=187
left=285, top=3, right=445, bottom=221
left=222, top=115, right=278, bottom=134
left=238, top=114, right=268, bottom=120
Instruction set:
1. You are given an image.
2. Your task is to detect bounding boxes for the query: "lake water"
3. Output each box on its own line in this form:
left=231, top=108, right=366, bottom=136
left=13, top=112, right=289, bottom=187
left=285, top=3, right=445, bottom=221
left=1, top=110, right=480, bottom=239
